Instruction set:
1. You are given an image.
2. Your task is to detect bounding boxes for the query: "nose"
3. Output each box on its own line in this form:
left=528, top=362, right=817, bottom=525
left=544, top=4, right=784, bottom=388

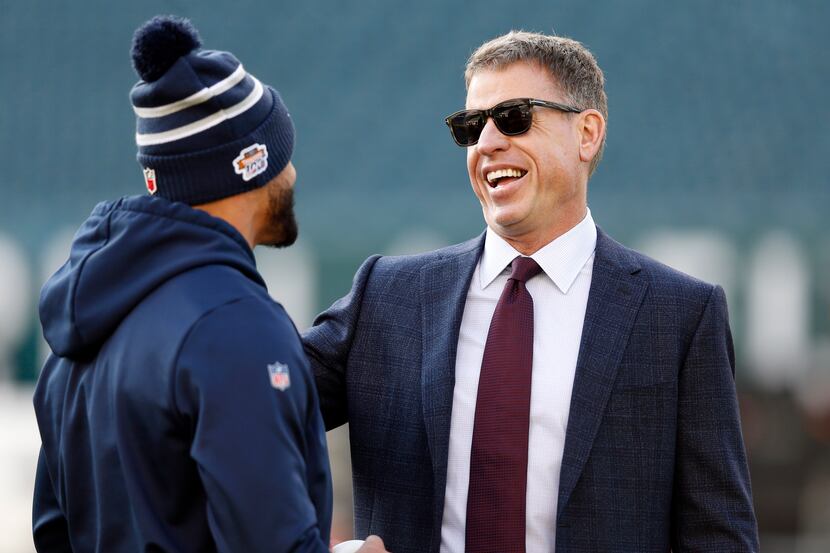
left=475, top=117, right=510, bottom=156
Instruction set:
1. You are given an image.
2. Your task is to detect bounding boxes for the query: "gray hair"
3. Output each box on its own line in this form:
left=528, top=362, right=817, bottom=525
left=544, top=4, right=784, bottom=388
left=465, top=31, right=608, bottom=174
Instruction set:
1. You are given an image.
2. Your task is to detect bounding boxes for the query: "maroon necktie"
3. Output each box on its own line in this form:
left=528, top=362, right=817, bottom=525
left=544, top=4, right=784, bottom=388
left=466, top=256, right=542, bottom=553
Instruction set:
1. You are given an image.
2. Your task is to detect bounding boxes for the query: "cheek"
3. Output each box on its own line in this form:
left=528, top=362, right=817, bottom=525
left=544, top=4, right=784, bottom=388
left=466, top=149, right=478, bottom=178
left=533, top=146, right=566, bottom=180
left=466, top=150, right=486, bottom=197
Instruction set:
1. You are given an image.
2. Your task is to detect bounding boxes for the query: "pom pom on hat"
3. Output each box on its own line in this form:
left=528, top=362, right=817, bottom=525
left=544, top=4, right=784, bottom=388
left=131, top=15, right=201, bottom=82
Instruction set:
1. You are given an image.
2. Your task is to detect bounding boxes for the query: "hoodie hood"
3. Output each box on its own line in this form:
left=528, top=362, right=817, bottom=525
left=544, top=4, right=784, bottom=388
left=40, top=195, right=265, bottom=359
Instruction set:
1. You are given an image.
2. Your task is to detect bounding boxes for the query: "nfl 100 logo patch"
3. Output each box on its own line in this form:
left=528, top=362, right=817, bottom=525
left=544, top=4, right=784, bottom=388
left=233, top=143, right=269, bottom=181
left=267, top=361, right=290, bottom=391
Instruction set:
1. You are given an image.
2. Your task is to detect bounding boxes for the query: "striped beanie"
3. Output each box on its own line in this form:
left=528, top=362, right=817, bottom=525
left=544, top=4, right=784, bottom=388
left=129, top=16, right=294, bottom=205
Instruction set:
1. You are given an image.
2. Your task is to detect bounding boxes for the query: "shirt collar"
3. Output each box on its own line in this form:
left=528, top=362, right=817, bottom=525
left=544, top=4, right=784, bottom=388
left=479, top=208, right=597, bottom=294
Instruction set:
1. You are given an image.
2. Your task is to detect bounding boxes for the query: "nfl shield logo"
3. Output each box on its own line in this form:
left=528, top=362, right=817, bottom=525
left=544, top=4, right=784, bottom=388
left=267, top=361, right=290, bottom=391
left=143, top=168, right=157, bottom=194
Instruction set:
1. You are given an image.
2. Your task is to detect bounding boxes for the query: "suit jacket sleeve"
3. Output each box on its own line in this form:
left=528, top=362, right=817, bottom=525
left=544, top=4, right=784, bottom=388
left=303, top=255, right=381, bottom=430
left=671, top=285, right=759, bottom=551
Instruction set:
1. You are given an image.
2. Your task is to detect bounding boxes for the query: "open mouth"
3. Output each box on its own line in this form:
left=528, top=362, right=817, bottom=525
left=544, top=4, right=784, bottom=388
left=486, top=168, right=527, bottom=188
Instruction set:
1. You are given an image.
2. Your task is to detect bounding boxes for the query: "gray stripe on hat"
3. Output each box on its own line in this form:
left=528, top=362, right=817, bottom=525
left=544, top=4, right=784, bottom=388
left=135, top=77, right=265, bottom=146
left=133, top=64, right=247, bottom=119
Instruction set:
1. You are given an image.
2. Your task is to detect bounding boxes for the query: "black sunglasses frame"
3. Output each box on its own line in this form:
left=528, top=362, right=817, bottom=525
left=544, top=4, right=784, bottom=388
left=444, top=98, right=583, bottom=147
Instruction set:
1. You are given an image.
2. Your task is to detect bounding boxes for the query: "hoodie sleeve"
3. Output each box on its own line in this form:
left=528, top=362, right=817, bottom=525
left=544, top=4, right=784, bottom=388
left=32, top=448, right=72, bottom=553
left=173, top=295, right=332, bottom=553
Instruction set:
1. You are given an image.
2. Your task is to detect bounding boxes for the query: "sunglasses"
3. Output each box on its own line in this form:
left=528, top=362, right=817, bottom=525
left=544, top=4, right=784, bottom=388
left=444, top=97, right=583, bottom=147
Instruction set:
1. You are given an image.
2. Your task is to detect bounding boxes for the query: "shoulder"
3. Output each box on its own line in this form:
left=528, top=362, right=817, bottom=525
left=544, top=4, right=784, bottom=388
left=363, top=234, right=484, bottom=279
left=182, top=293, right=301, bottom=366
left=175, top=294, right=311, bottom=406
left=597, top=228, right=717, bottom=300
left=120, top=264, right=275, bottom=360
left=595, top=228, right=727, bottom=336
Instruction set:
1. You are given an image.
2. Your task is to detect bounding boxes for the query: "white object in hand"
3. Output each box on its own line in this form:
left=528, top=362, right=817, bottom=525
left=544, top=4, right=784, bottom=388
left=333, top=540, right=365, bottom=553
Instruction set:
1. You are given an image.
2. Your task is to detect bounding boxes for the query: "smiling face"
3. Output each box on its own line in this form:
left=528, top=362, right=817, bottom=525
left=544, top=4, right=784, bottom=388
left=466, top=61, right=601, bottom=254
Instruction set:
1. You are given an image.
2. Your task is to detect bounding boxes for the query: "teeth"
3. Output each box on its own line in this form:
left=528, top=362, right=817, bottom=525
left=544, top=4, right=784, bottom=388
left=486, top=168, right=526, bottom=184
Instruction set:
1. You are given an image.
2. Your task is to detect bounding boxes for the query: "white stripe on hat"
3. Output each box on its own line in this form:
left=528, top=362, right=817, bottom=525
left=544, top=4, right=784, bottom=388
left=135, top=78, right=265, bottom=146
left=133, top=64, right=247, bottom=119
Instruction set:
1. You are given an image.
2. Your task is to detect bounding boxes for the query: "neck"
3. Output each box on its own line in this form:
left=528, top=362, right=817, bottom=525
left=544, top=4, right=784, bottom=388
left=498, top=206, right=588, bottom=255
left=193, top=189, right=266, bottom=249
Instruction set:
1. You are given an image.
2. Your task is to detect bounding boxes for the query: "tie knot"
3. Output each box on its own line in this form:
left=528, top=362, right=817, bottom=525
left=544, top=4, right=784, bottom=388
left=509, top=256, right=542, bottom=283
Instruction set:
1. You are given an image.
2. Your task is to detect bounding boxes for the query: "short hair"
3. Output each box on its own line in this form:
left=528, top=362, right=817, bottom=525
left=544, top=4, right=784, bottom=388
left=465, top=31, right=608, bottom=174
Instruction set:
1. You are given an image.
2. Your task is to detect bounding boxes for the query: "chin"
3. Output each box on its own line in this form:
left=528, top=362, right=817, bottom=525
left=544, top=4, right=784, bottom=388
left=261, top=184, right=298, bottom=248
left=261, top=226, right=298, bottom=249
left=488, top=209, right=525, bottom=231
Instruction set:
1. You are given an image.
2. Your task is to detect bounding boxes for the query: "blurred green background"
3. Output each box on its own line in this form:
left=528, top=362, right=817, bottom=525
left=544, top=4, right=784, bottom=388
left=1, top=0, right=828, bottom=551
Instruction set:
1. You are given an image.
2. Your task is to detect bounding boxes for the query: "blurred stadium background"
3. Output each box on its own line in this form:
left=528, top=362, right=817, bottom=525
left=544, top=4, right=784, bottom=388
left=1, top=0, right=828, bottom=551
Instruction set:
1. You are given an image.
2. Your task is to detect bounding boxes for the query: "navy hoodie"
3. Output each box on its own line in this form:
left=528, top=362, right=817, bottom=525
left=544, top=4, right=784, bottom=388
left=33, top=195, right=332, bottom=552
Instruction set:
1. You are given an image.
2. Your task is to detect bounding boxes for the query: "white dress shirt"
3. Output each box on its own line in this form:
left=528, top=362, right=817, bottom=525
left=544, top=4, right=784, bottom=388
left=440, top=210, right=597, bottom=553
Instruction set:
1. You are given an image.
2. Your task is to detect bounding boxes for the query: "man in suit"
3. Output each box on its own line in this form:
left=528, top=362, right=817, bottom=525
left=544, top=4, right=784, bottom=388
left=304, top=31, right=759, bottom=552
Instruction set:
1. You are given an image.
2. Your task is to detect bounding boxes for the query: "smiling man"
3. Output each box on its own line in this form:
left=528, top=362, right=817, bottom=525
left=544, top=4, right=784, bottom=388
left=305, top=31, right=759, bottom=553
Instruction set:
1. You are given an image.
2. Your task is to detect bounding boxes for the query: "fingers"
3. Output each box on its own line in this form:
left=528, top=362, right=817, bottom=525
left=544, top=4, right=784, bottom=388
left=357, top=535, right=387, bottom=552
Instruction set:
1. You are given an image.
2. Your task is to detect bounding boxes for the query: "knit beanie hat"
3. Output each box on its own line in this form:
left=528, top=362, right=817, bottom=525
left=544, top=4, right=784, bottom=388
left=130, top=16, right=294, bottom=205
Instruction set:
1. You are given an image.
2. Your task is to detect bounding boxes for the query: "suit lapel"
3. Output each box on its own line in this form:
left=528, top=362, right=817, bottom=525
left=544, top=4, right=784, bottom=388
left=557, top=228, right=648, bottom=520
left=420, top=234, right=484, bottom=537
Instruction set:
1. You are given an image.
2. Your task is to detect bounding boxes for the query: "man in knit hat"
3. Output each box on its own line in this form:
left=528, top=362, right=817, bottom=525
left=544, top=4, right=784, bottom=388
left=32, top=16, right=386, bottom=553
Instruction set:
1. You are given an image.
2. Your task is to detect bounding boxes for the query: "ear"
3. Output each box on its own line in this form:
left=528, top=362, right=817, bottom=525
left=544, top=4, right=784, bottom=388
left=577, top=109, right=605, bottom=164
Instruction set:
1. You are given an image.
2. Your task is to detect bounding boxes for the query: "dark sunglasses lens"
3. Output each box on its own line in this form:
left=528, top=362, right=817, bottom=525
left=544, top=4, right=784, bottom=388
left=450, top=111, right=485, bottom=146
left=493, top=103, right=532, bottom=135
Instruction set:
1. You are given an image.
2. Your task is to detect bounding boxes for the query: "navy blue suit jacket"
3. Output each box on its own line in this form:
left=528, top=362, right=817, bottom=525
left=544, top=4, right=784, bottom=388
left=304, top=228, right=759, bottom=552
